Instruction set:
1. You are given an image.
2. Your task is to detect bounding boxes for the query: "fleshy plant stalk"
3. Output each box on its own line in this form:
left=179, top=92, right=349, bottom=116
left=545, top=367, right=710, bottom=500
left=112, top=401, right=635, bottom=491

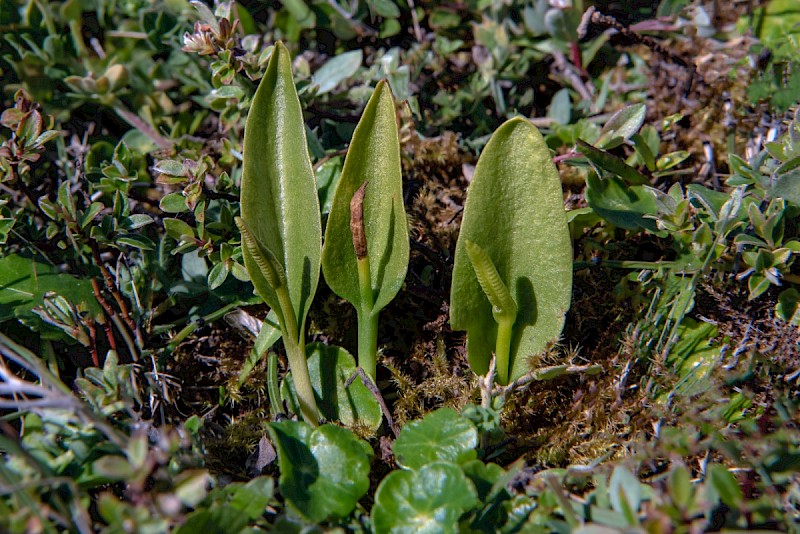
left=239, top=42, right=322, bottom=425
left=463, top=239, right=518, bottom=383
left=349, top=181, right=380, bottom=378
left=322, top=81, right=409, bottom=380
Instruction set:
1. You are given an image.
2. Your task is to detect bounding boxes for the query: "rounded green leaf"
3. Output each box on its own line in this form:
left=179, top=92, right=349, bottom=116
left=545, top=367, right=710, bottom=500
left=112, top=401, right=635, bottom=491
left=207, top=262, right=229, bottom=290
left=392, top=408, right=478, bottom=469
left=281, top=343, right=382, bottom=430
left=450, top=118, right=572, bottom=383
left=240, top=41, right=321, bottom=337
left=152, top=159, right=185, bottom=176
left=372, top=462, right=479, bottom=533
left=322, top=80, right=409, bottom=317
left=163, top=218, right=195, bottom=241
left=160, top=192, right=189, bottom=213
left=267, top=421, right=372, bottom=522
left=585, top=174, right=659, bottom=232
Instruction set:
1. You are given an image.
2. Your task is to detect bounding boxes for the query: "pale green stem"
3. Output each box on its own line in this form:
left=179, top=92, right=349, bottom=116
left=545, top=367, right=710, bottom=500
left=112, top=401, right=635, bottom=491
left=573, top=259, right=680, bottom=270
left=495, top=316, right=514, bottom=386
left=275, top=284, right=298, bottom=345
left=358, top=310, right=379, bottom=381
left=283, top=336, right=319, bottom=426
left=165, top=302, right=240, bottom=352
left=275, top=284, right=320, bottom=426
left=356, top=257, right=378, bottom=380
left=69, top=20, right=89, bottom=58
left=267, top=351, right=283, bottom=418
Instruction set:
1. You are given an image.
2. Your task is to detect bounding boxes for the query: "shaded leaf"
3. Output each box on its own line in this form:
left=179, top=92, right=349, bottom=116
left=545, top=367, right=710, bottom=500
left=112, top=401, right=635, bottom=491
left=668, top=465, right=694, bottom=510
left=220, top=477, right=274, bottom=520
left=163, top=218, right=195, bottom=240
left=281, top=0, right=316, bottom=29
left=393, top=408, right=478, bottom=469
left=577, top=139, right=649, bottom=185
left=769, top=169, right=800, bottom=206
left=0, top=255, right=102, bottom=327
left=547, top=88, right=571, bottom=125
left=776, top=287, right=800, bottom=324
left=609, top=466, right=641, bottom=524
left=282, top=343, right=382, bottom=430
left=116, top=233, right=156, bottom=250
left=706, top=464, right=743, bottom=509
left=372, top=462, right=479, bottom=533
left=267, top=421, right=372, bottom=522
left=315, top=155, right=343, bottom=218
left=175, top=509, right=249, bottom=534
left=585, top=174, right=659, bottom=232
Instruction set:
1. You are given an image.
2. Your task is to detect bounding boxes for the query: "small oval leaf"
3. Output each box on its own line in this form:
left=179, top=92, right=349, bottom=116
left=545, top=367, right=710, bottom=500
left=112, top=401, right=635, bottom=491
left=596, top=103, right=647, bottom=149
left=163, top=218, right=195, bottom=241
left=160, top=192, right=189, bottom=213
left=152, top=159, right=185, bottom=176
left=312, top=50, right=363, bottom=95
left=207, top=262, right=229, bottom=290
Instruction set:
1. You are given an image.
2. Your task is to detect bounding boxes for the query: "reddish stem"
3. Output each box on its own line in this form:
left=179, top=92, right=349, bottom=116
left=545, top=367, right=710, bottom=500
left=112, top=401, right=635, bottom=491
left=553, top=150, right=580, bottom=164
left=91, top=278, right=121, bottom=355
left=86, top=317, right=100, bottom=367
left=570, top=41, right=584, bottom=73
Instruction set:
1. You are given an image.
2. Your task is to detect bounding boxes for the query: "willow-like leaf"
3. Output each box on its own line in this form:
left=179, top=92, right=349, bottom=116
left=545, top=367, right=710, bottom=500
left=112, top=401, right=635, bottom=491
left=321, top=80, right=408, bottom=379
left=240, top=41, right=321, bottom=341
left=321, top=80, right=408, bottom=316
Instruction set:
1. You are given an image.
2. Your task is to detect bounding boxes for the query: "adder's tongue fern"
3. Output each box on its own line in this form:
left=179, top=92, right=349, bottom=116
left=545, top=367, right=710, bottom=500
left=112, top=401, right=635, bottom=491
left=464, top=239, right=518, bottom=385
left=235, top=217, right=286, bottom=290
left=464, top=240, right=517, bottom=322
